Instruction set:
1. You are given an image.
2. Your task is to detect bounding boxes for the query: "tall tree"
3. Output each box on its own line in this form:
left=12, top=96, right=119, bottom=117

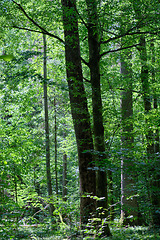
left=129, top=0, right=160, bottom=226
left=2, top=0, right=96, bottom=227
left=85, top=0, right=111, bottom=236
left=62, top=152, right=67, bottom=201
left=150, top=42, right=160, bottom=224
left=43, top=34, right=55, bottom=218
left=150, top=41, right=159, bottom=154
left=139, top=36, right=160, bottom=226
left=61, top=0, right=96, bottom=226
left=120, top=50, right=140, bottom=225
left=54, top=97, right=58, bottom=196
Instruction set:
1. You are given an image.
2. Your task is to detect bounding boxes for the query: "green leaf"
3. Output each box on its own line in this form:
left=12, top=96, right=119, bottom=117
left=0, top=54, right=14, bottom=61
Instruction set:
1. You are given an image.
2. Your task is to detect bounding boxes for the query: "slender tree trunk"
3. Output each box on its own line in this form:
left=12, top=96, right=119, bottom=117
left=54, top=97, right=58, bottom=196
left=43, top=34, right=54, bottom=217
left=34, top=165, right=41, bottom=196
left=139, top=36, right=160, bottom=226
left=61, top=0, right=96, bottom=226
left=132, top=0, right=160, bottom=224
left=62, top=153, right=67, bottom=201
left=150, top=41, right=159, bottom=153
left=120, top=51, right=140, bottom=226
left=150, top=41, right=160, bottom=225
left=108, top=170, right=114, bottom=221
left=14, top=176, right=18, bottom=204
left=62, top=131, right=67, bottom=201
left=85, top=0, right=111, bottom=236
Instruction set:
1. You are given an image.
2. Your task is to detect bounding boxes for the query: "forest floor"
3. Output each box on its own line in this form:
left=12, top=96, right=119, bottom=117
left=1, top=224, right=160, bottom=240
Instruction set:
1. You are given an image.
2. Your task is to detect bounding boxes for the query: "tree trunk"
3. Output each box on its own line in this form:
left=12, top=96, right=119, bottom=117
left=85, top=0, right=111, bottom=236
left=43, top=34, right=55, bottom=218
left=150, top=41, right=159, bottom=153
left=61, top=0, right=96, bottom=226
left=150, top=40, right=160, bottom=225
left=120, top=50, right=140, bottom=226
left=34, top=165, right=41, bottom=196
left=54, top=97, right=58, bottom=196
left=108, top=170, right=114, bottom=221
left=62, top=153, right=67, bottom=201
left=132, top=0, right=160, bottom=224
left=139, top=36, right=160, bottom=226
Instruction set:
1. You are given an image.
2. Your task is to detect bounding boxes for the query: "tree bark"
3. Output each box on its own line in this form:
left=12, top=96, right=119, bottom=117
left=150, top=40, right=160, bottom=225
left=131, top=0, right=160, bottom=225
left=139, top=36, right=160, bottom=226
left=62, top=153, right=67, bottom=201
left=54, top=97, right=58, bottom=196
left=150, top=41, right=159, bottom=153
left=85, top=0, right=111, bottom=236
left=120, top=50, right=140, bottom=226
left=43, top=34, right=55, bottom=218
left=61, top=0, right=96, bottom=226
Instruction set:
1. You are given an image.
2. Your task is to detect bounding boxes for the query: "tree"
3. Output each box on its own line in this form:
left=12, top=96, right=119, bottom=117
left=54, top=97, right=58, bottom=197
left=120, top=49, right=140, bottom=225
left=85, top=0, right=111, bottom=236
left=130, top=0, right=160, bottom=226
left=62, top=152, right=67, bottom=201
left=138, top=35, right=160, bottom=226
left=150, top=41, right=159, bottom=154
left=43, top=34, right=55, bottom=219
left=61, top=0, right=96, bottom=226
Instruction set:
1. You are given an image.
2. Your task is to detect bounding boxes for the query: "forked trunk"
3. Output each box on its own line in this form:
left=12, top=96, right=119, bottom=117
left=61, top=0, right=96, bottom=226
left=85, top=0, right=111, bottom=236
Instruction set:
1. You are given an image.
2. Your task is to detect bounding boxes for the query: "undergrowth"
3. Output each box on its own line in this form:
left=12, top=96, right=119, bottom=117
left=0, top=224, right=160, bottom=240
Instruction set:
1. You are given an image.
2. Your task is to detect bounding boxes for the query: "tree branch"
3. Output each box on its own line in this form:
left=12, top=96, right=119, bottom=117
left=83, top=77, right=90, bottom=83
left=108, top=123, right=120, bottom=152
left=73, top=3, right=88, bottom=29
left=100, top=16, right=158, bottom=45
left=100, top=30, right=159, bottom=45
left=100, top=43, right=140, bottom=58
left=11, top=0, right=64, bottom=44
left=81, top=57, right=90, bottom=66
left=11, top=25, right=45, bottom=34
left=117, top=87, right=141, bottom=94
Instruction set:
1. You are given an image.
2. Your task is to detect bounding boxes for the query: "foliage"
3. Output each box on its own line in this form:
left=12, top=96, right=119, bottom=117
left=0, top=0, right=160, bottom=238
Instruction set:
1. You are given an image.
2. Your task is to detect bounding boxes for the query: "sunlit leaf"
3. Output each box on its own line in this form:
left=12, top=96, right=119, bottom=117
left=0, top=54, right=14, bottom=61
